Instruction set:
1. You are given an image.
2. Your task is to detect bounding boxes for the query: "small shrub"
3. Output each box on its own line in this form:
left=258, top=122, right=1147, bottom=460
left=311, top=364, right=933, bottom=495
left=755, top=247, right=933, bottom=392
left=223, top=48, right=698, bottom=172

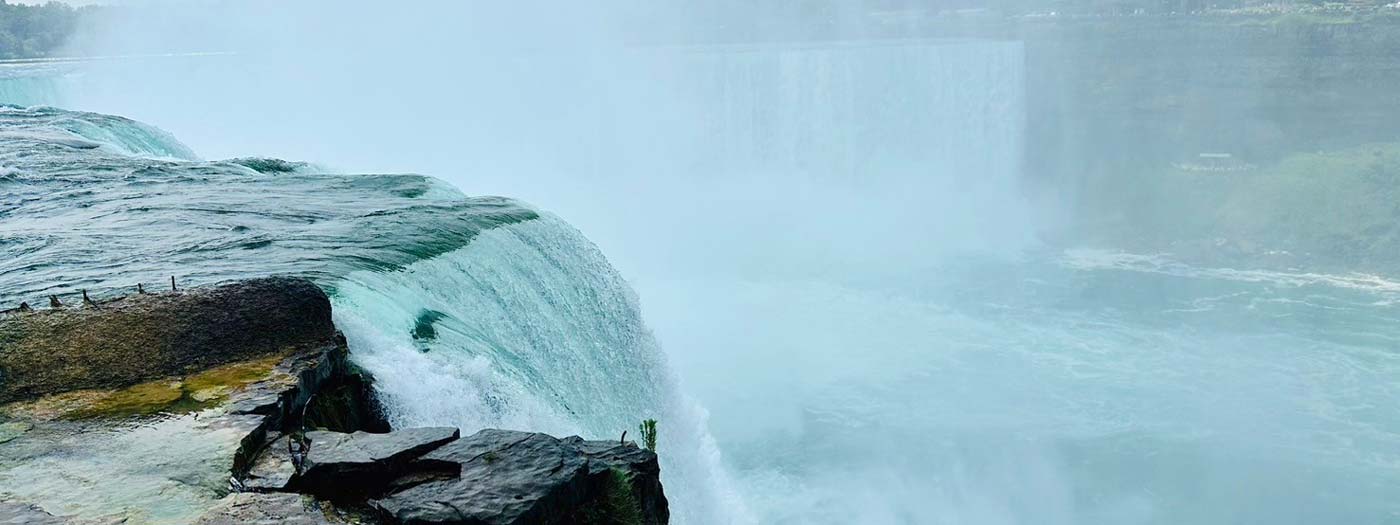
left=638, top=419, right=657, bottom=452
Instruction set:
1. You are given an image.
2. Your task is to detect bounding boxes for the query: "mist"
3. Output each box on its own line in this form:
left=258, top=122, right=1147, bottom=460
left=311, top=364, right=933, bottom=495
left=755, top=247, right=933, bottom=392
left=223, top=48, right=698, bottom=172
left=57, top=1, right=1033, bottom=281
left=32, top=1, right=1400, bottom=523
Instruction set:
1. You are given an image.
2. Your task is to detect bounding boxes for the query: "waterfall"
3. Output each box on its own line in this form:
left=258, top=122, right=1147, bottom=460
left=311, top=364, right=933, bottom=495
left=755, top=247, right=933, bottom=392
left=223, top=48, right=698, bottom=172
left=329, top=215, right=750, bottom=524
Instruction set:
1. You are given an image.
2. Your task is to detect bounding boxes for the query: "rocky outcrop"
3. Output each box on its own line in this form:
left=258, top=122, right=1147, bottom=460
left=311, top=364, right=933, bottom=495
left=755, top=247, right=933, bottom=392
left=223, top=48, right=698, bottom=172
left=242, top=427, right=669, bottom=525
left=0, top=277, right=337, bottom=403
left=0, top=278, right=386, bottom=523
left=0, top=278, right=671, bottom=524
left=375, top=430, right=667, bottom=525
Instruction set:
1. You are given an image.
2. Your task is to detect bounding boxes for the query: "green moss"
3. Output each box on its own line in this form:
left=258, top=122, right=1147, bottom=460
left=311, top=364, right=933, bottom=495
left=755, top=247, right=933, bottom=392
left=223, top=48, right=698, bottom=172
left=4, top=354, right=286, bottom=420
left=68, top=380, right=184, bottom=419
left=573, top=469, right=644, bottom=525
left=181, top=355, right=285, bottom=404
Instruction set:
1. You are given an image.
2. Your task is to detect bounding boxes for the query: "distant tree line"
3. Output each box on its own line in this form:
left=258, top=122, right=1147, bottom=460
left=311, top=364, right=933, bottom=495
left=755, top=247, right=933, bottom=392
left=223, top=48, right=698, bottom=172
left=0, top=1, right=98, bottom=60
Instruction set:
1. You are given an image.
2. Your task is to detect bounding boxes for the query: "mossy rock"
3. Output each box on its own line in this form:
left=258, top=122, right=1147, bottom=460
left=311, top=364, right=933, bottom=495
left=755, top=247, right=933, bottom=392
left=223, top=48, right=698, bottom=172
left=2, top=353, right=286, bottom=420
left=0, top=277, right=336, bottom=404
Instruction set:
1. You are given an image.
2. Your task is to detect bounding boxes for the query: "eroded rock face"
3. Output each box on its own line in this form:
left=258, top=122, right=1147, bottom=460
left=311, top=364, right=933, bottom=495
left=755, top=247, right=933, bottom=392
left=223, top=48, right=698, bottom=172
left=0, top=277, right=337, bottom=403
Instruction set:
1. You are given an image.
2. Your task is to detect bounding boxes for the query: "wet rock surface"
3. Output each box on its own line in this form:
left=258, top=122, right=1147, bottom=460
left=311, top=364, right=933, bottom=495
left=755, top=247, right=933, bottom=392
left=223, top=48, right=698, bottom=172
left=0, top=279, right=385, bottom=523
left=0, top=502, right=68, bottom=524
left=192, top=493, right=346, bottom=525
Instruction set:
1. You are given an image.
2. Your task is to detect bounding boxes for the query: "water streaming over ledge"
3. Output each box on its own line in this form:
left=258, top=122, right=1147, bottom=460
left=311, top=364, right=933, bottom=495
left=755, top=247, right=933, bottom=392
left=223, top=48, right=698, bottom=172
left=0, top=102, right=746, bottom=522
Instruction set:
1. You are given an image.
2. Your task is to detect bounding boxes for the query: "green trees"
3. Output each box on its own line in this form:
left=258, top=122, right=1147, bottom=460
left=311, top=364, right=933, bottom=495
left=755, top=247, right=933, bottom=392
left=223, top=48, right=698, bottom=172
left=0, top=1, right=90, bottom=60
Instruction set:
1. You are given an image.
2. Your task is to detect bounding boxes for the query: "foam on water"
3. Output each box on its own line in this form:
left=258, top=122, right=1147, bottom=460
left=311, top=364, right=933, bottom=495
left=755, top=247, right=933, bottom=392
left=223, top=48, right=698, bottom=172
left=1062, top=248, right=1400, bottom=298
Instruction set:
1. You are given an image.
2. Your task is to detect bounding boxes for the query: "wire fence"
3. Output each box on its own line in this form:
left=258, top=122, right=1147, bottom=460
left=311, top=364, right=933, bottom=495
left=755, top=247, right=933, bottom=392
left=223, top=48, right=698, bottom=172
left=1, top=276, right=184, bottom=316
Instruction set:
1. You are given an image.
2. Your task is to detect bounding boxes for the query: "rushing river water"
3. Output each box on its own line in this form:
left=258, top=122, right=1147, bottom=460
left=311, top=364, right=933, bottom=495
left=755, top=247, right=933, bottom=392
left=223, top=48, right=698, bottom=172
left=4, top=41, right=1400, bottom=525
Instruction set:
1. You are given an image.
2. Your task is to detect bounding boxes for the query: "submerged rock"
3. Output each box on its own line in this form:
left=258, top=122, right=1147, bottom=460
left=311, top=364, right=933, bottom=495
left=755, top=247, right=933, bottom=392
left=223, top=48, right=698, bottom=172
left=0, top=502, right=67, bottom=524
left=192, top=493, right=345, bottom=525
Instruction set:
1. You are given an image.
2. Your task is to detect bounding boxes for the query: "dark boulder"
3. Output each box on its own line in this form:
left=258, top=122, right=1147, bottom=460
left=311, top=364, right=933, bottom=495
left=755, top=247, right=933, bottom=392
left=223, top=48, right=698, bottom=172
left=0, top=277, right=337, bottom=403
left=372, top=429, right=669, bottom=525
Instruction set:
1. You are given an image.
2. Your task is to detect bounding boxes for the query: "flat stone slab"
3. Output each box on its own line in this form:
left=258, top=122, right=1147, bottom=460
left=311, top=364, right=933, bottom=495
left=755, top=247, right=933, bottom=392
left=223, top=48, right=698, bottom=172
left=303, top=427, right=460, bottom=470
left=297, top=427, right=460, bottom=501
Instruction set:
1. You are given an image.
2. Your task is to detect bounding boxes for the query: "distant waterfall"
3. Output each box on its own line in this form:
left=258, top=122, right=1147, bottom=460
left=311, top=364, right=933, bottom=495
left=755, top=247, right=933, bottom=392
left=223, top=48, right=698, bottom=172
left=624, top=39, right=1024, bottom=186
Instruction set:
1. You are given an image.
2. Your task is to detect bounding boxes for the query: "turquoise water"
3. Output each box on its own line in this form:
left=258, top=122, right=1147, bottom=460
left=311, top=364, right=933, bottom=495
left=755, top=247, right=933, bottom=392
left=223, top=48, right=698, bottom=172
left=4, top=45, right=1400, bottom=525
left=645, top=253, right=1400, bottom=523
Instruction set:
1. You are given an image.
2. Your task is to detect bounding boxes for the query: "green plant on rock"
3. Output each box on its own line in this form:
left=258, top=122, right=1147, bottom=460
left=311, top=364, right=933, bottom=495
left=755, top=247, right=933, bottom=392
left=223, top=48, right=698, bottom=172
left=638, top=419, right=657, bottom=452
left=574, top=468, right=644, bottom=525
